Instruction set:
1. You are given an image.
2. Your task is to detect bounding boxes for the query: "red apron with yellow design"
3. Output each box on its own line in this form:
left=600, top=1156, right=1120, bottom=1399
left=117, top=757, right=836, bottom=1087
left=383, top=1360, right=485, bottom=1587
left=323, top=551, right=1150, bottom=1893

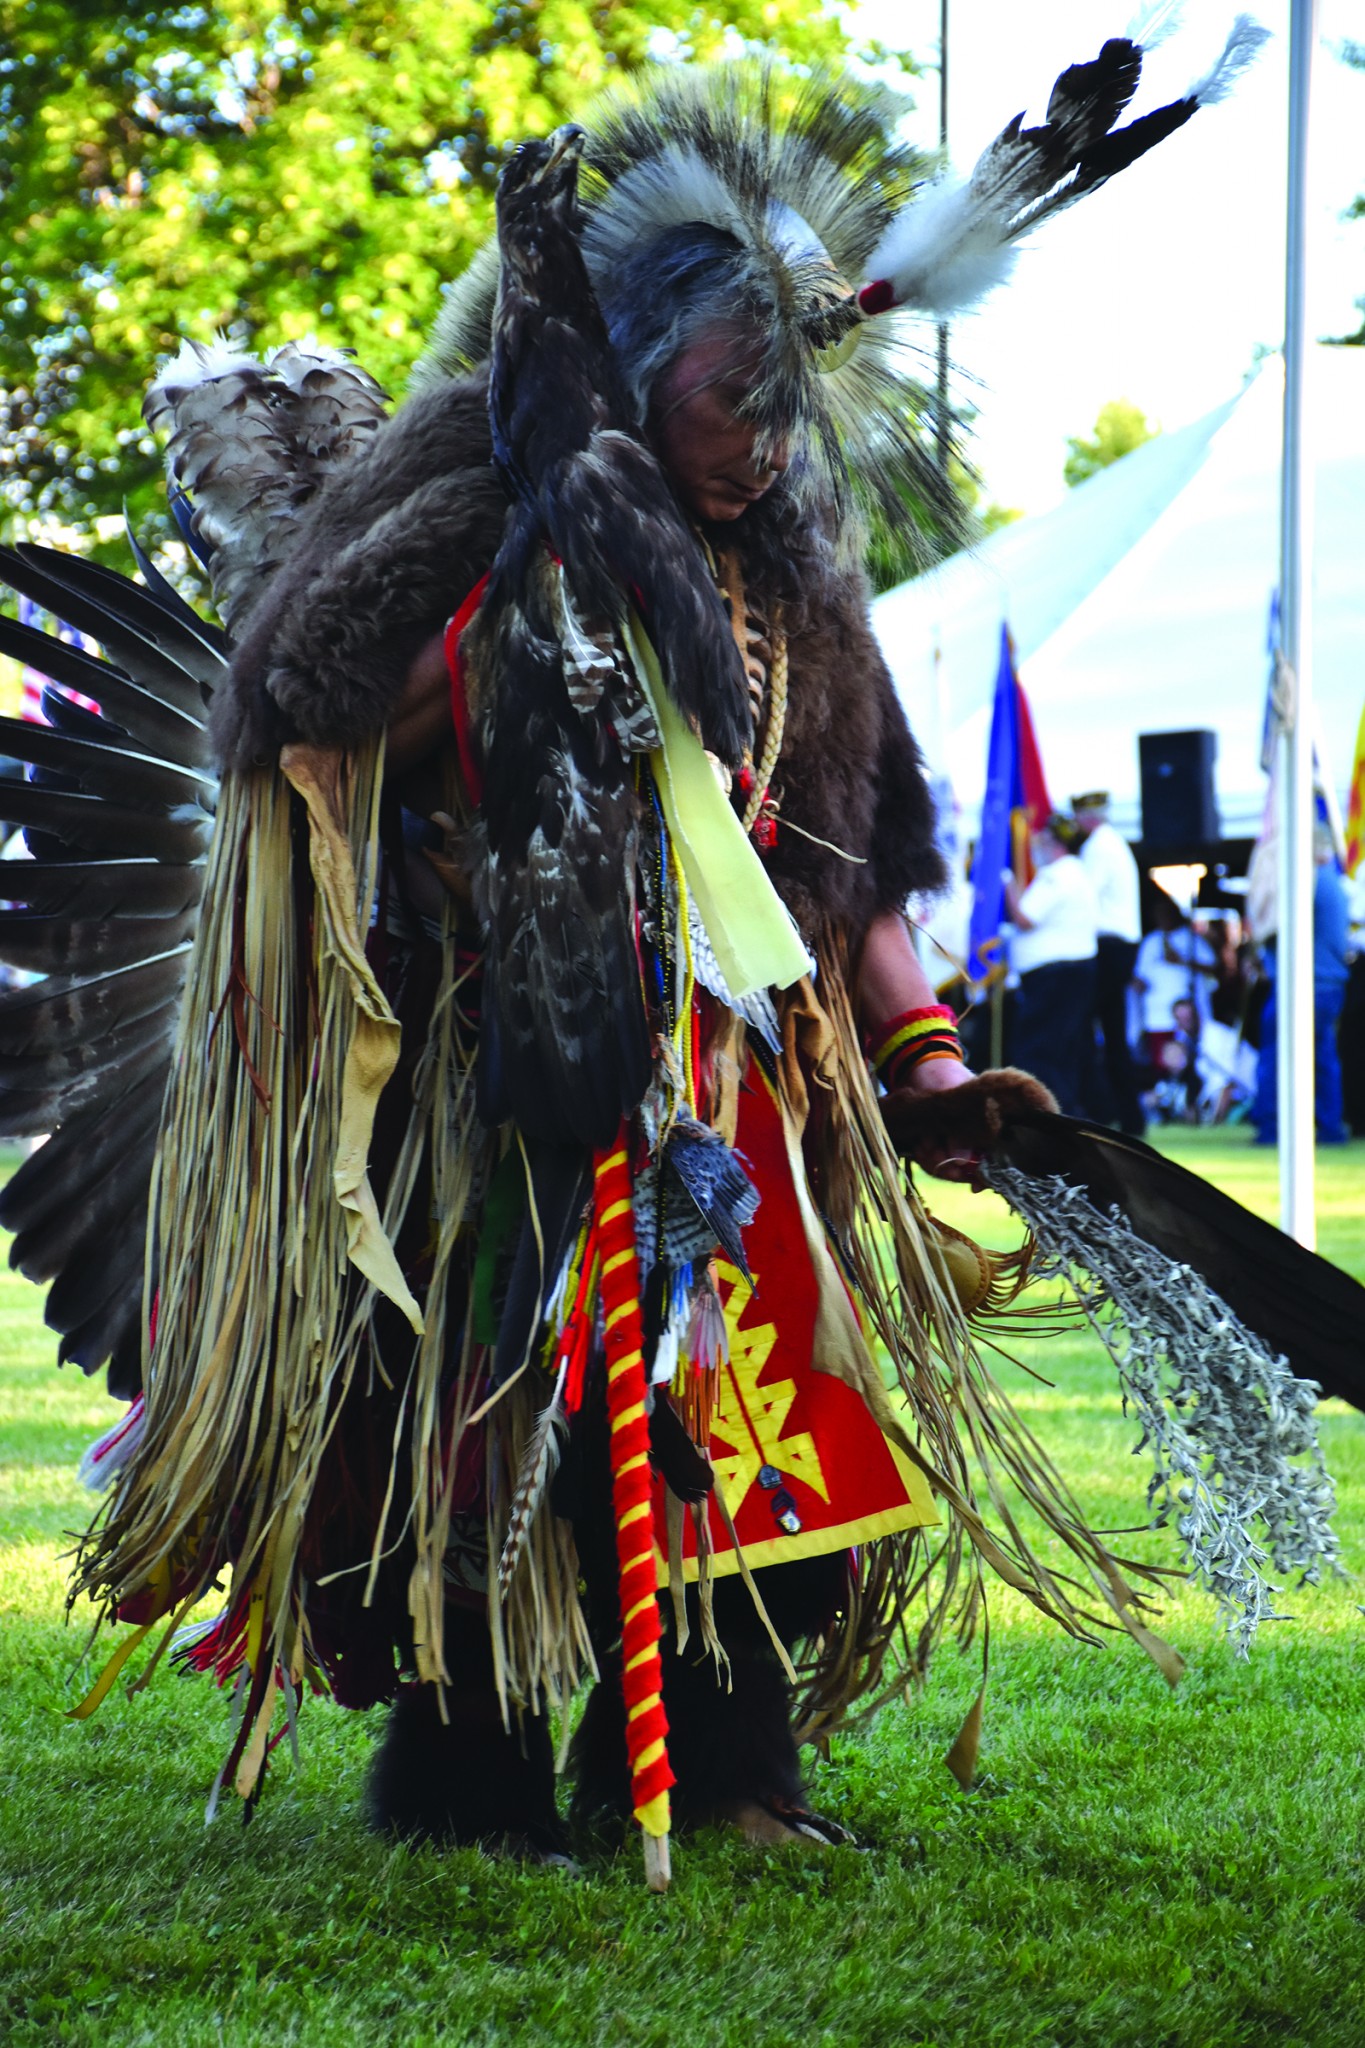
left=653, top=1060, right=937, bottom=1579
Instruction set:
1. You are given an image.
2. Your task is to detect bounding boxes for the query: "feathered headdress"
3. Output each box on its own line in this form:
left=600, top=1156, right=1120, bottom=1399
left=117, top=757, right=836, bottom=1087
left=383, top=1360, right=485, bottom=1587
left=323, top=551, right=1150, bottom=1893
left=414, top=16, right=1267, bottom=530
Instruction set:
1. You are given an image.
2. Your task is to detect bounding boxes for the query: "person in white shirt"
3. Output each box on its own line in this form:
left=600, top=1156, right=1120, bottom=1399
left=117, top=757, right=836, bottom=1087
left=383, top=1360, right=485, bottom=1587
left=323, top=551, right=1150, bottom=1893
left=1072, top=791, right=1145, bottom=1136
left=1004, top=817, right=1099, bottom=1115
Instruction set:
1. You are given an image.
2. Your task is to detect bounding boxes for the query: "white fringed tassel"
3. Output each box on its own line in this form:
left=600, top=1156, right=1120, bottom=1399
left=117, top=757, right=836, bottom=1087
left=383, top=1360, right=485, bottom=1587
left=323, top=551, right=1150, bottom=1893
left=77, top=1393, right=145, bottom=1491
left=987, top=1165, right=1340, bottom=1655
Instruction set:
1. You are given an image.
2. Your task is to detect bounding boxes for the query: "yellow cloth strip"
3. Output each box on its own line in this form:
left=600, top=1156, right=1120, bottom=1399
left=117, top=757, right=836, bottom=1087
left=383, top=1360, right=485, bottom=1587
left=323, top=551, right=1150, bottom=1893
left=619, top=1501, right=652, bottom=1531
left=624, top=613, right=808, bottom=999
left=602, top=1248, right=634, bottom=1280
left=636, top=1791, right=671, bottom=1838
left=600, top=1198, right=633, bottom=1228
left=635, top=1739, right=667, bottom=1771
left=66, top=1621, right=156, bottom=1720
left=611, top=1401, right=647, bottom=1434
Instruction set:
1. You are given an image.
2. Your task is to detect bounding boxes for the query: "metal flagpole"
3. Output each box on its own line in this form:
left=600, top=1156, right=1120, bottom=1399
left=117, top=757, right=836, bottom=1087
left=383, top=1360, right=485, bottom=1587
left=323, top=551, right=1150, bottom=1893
left=935, top=0, right=950, bottom=476
left=1275, top=0, right=1318, bottom=1245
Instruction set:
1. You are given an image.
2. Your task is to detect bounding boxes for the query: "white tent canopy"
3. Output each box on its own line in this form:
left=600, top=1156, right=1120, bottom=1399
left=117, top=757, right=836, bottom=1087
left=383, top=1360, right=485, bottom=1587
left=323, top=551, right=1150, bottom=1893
left=873, top=346, right=1365, bottom=838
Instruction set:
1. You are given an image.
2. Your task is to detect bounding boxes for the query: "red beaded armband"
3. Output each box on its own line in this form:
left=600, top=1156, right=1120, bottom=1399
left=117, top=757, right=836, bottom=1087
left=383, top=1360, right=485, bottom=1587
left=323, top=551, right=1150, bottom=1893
left=866, top=1005, right=964, bottom=1089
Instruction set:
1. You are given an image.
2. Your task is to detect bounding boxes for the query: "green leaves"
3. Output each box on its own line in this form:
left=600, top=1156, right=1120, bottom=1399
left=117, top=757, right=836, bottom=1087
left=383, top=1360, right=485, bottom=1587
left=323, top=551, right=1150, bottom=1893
left=0, top=0, right=863, bottom=552
left=1063, top=398, right=1159, bottom=489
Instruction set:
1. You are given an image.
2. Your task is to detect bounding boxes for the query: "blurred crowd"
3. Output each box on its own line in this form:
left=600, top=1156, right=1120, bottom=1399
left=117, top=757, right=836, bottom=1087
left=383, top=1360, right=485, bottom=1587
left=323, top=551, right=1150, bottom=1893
left=957, top=793, right=1363, bottom=1145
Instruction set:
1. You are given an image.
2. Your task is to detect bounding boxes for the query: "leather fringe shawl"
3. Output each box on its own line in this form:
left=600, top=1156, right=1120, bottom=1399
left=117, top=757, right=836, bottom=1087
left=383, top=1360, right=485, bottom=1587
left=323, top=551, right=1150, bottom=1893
left=69, top=738, right=564, bottom=1797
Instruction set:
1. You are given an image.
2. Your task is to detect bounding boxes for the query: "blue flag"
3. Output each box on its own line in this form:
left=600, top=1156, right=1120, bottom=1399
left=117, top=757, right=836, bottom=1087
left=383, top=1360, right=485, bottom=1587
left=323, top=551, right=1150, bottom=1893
left=968, top=625, right=1022, bottom=982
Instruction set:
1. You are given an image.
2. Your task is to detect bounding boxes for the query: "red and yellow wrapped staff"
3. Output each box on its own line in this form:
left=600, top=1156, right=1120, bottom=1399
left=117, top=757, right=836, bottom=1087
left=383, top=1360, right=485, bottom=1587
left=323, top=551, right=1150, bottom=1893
left=593, top=1129, right=673, bottom=1891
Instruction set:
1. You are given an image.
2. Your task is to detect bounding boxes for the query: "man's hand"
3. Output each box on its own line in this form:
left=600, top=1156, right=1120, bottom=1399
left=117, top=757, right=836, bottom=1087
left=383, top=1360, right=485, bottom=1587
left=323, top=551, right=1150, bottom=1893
left=885, top=1054, right=986, bottom=1187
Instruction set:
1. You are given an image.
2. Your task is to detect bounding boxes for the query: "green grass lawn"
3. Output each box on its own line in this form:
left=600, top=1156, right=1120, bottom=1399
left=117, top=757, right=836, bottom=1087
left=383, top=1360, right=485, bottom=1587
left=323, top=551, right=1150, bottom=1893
left=2, top=1131, right=1364, bottom=2046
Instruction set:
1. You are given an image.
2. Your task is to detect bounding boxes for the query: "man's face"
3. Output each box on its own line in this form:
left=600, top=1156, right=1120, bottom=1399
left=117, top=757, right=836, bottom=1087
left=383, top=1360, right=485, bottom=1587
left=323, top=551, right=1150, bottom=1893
left=648, top=333, right=791, bottom=523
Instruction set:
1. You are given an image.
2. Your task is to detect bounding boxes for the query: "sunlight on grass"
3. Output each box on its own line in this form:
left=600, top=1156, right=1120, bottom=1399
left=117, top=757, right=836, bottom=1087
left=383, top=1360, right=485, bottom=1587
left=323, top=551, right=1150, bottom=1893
left=2, top=1129, right=1363, bottom=2045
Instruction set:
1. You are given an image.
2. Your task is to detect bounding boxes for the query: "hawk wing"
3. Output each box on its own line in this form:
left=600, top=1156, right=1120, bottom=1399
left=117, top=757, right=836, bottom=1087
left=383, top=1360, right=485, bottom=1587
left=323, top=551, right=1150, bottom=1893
left=474, top=539, right=651, bottom=1149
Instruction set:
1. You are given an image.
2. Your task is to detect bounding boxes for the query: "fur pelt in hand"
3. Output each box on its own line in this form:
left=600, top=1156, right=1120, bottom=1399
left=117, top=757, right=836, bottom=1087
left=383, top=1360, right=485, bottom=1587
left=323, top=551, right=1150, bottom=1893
left=880, top=1066, right=1059, bottom=1159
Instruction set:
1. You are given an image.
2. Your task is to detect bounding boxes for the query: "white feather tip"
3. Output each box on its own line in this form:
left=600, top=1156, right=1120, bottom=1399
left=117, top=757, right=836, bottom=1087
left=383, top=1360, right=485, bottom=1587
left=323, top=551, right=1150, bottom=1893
left=863, top=180, right=1019, bottom=321
left=1187, top=15, right=1272, bottom=106
left=149, top=333, right=260, bottom=399
left=1126, top=0, right=1184, bottom=52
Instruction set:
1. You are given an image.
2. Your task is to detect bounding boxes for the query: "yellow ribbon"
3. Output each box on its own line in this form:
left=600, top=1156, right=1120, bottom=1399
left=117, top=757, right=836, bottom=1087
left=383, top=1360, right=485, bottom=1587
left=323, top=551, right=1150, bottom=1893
left=623, top=615, right=809, bottom=1001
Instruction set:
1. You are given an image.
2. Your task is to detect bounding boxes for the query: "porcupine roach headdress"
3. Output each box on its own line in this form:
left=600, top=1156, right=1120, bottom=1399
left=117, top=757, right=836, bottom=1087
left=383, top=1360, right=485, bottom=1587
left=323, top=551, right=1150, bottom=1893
left=414, top=14, right=1269, bottom=541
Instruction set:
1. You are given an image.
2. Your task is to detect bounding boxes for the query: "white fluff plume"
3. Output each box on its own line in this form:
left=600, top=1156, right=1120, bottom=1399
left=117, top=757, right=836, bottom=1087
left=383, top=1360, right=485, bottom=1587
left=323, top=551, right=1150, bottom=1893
left=858, top=14, right=1268, bottom=320
left=1186, top=14, right=1272, bottom=105
left=1126, top=0, right=1184, bottom=50
left=862, top=179, right=1019, bottom=321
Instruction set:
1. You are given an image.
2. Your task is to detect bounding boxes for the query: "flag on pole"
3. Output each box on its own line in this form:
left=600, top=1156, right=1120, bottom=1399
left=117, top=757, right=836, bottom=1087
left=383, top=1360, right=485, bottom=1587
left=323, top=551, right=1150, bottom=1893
left=967, top=623, right=1051, bottom=982
left=1345, top=698, right=1365, bottom=878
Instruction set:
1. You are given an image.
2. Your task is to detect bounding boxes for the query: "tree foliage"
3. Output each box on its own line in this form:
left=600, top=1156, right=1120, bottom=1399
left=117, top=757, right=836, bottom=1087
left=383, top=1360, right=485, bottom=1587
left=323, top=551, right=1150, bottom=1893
left=0, top=0, right=880, bottom=551
left=1063, top=397, right=1159, bottom=489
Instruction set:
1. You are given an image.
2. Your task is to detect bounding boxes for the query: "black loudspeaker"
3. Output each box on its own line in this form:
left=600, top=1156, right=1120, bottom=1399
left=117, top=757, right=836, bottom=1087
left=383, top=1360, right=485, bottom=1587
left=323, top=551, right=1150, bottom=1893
left=1139, top=729, right=1219, bottom=847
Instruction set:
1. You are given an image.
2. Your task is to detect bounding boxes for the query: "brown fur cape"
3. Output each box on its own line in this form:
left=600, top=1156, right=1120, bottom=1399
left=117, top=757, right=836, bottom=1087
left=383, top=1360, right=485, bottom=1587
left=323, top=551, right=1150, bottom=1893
left=213, top=367, right=945, bottom=951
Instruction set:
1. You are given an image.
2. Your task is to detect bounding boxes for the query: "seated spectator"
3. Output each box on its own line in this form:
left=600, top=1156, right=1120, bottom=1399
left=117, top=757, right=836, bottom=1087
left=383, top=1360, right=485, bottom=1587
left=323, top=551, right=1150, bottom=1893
left=1133, top=892, right=1218, bottom=1113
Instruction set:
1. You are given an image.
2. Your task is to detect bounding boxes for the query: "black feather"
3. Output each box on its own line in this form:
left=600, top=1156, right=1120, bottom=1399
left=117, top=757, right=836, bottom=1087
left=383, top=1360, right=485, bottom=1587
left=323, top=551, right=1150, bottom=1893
left=0, top=542, right=222, bottom=1394
left=0, top=782, right=209, bottom=864
left=45, top=1202, right=148, bottom=1362
left=12, top=543, right=225, bottom=692
left=994, top=1111, right=1365, bottom=1413
left=0, top=546, right=212, bottom=717
left=0, top=613, right=210, bottom=766
left=123, top=523, right=232, bottom=658
left=0, top=950, right=188, bottom=1060
left=0, top=1060, right=168, bottom=1238
left=0, top=1005, right=175, bottom=1111
left=0, top=715, right=212, bottom=811
left=0, top=859, right=203, bottom=922
left=9, top=1113, right=160, bottom=1286
left=0, top=905, right=198, bottom=978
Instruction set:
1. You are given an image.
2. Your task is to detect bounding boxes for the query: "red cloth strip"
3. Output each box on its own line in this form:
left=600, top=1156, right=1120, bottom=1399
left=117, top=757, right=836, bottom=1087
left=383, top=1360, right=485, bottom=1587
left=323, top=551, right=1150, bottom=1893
left=593, top=1132, right=674, bottom=1830
left=443, top=574, right=491, bottom=807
